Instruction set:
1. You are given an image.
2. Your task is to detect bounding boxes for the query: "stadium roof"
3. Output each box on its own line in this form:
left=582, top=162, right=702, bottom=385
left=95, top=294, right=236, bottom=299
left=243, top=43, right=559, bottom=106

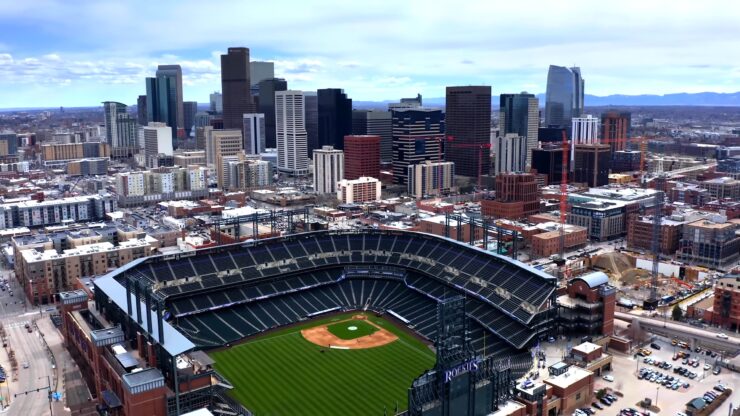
left=95, top=263, right=195, bottom=357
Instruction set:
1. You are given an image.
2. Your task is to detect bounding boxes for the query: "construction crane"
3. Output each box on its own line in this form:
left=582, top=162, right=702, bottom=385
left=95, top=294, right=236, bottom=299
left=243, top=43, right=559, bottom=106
left=446, top=137, right=491, bottom=189
left=555, top=130, right=570, bottom=270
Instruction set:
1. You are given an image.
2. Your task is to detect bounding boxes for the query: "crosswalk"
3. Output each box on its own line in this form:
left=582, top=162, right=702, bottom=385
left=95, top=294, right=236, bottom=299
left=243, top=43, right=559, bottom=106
left=4, top=321, right=29, bottom=329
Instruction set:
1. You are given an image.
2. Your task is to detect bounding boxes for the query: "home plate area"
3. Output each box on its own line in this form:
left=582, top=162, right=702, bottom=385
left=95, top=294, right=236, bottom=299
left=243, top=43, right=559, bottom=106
left=301, top=314, right=398, bottom=349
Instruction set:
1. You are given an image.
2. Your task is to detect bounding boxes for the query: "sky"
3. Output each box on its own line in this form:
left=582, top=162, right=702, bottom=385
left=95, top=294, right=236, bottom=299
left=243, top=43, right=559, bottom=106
left=0, top=0, right=738, bottom=108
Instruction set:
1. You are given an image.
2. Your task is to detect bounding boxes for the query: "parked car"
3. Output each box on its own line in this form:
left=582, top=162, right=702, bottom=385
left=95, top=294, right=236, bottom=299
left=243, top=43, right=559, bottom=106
left=651, top=342, right=662, bottom=350
left=603, top=375, right=614, bottom=382
left=716, top=333, right=728, bottom=339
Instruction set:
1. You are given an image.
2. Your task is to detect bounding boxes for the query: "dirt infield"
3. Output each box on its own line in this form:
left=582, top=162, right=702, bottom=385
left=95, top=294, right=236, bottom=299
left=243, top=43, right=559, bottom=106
left=301, top=314, right=398, bottom=349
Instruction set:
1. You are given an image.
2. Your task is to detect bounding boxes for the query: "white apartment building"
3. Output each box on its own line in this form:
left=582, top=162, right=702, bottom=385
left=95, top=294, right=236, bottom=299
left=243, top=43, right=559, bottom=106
left=276, top=90, right=308, bottom=175
left=313, top=146, right=344, bottom=194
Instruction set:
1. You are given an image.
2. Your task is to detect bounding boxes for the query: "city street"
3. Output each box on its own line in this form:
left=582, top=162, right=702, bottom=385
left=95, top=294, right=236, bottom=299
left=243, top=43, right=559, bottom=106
left=0, top=267, right=71, bottom=416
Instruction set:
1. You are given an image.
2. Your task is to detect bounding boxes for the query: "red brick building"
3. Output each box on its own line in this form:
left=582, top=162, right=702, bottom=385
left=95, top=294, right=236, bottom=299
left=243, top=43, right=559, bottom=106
left=626, top=215, right=683, bottom=255
left=558, top=271, right=616, bottom=336
left=531, top=225, right=588, bottom=258
left=711, top=273, right=740, bottom=330
left=344, top=135, right=380, bottom=180
left=481, top=173, right=539, bottom=220
left=59, top=289, right=217, bottom=416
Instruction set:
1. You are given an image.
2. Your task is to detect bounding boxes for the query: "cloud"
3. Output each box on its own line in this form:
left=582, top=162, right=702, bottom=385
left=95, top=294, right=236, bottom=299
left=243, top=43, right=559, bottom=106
left=0, top=0, right=739, bottom=106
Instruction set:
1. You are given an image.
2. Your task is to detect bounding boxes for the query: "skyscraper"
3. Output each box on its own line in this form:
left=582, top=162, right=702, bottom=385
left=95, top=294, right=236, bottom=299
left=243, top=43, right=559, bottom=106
left=499, top=92, right=539, bottom=168
left=209, top=92, right=223, bottom=113
left=155, top=65, right=184, bottom=131
left=243, top=113, right=266, bottom=155
left=143, top=122, right=173, bottom=168
left=209, top=129, right=243, bottom=189
left=221, top=47, right=254, bottom=130
left=574, top=144, right=610, bottom=187
left=571, top=115, right=600, bottom=169
left=545, top=65, right=585, bottom=130
left=317, top=89, right=352, bottom=152
left=136, top=95, right=147, bottom=125
left=392, top=108, right=444, bottom=185
left=601, top=111, right=631, bottom=153
left=304, top=92, right=318, bottom=157
left=275, top=90, right=308, bottom=175
left=445, top=86, right=492, bottom=178
left=312, top=146, right=344, bottom=194
left=258, top=78, right=288, bottom=148
left=249, top=61, right=275, bottom=87
left=353, top=110, right=393, bottom=164
left=344, top=135, right=380, bottom=180
left=183, top=101, right=198, bottom=137
left=532, top=145, right=569, bottom=184
left=103, top=101, right=138, bottom=159
left=493, top=134, right=527, bottom=175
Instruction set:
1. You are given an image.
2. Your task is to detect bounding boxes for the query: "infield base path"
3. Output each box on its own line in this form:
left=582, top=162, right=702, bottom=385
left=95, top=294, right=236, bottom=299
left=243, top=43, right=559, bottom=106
left=301, top=314, right=398, bottom=349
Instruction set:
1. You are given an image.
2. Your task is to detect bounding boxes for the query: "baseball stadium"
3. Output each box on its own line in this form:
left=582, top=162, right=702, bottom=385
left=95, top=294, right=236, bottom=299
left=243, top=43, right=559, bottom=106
left=87, top=229, right=558, bottom=415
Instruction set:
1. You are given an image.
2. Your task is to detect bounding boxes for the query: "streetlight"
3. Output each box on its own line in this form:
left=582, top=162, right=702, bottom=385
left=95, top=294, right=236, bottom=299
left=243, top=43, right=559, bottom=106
left=655, top=386, right=659, bottom=408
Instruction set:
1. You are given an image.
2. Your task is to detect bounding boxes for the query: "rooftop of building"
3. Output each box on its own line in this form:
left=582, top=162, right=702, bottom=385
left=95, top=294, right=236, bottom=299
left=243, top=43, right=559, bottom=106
left=685, top=219, right=734, bottom=230
left=544, top=365, right=593, bottom=389
left=572, top=342, right=602, bottom=356
left=582, top=186, right=659, bottom=201
left=702, top=176, right=740, bottom=185
left=0, top=193, right=108, bottom=208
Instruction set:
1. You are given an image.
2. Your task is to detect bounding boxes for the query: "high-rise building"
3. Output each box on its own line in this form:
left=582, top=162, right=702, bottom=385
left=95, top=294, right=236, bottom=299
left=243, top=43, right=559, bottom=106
left=600, top=111, right=631, bottom=153
left=249, top=61, right=274, bottom=87
left=207, top=129, right=244, bottom=189
left=571, top=115, right=600, bottom=169
left=183, top=101, right=198, bottom=136
left=243, top=114, right=266, bottom=155
left=388, top=94, right=422, bottom=111
left=352, top=110, right=393, bottom=164
left=545, top=65, right=585, bottom=130
left=226, top=156, right=272, bottom=190
left=573, top=144, right=610, bottom=187
left=209, top=92, right=223, bottom=113
left=258, top=78, right=288, bottom=148
left=344, top=135, right=380, bottom=180
left=571, top=67, right=584, bottom=118
left=493, top=134, right=527, bottom=175
left=337, top=177, right=381, bottom=204
left=391, top=108, right=444, bottom=185
left=143, top=122, right=173, bottom=168
left=155, top=64, right=184, bottom=132
left=611, top=150, right=641, bottom=173
left=317, top=88, right=352, bottom=152
left=312, top=146, right=344, bottom=194
left=532, top=145, right=569, bottom=184
left=103, top=101, right=138, bottom=159
left=304, top=92, right=318, bottom=156
left=407, top=161, right=455, bottom=199
left=136, top=95, right=147, bottom=125
left=499, top=93, right=539, bottom=168
left=0, top=132, right=18, bottom=158
left=275, top=90, right=308, bottom=175
left=445, top=86, right=492, bottom=178
left=221, top=47, right=255, bottom=129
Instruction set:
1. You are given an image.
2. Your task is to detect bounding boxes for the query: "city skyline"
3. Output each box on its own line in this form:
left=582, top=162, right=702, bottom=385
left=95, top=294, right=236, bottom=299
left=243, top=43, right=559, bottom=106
left=0, top=0, right=738, bottom=108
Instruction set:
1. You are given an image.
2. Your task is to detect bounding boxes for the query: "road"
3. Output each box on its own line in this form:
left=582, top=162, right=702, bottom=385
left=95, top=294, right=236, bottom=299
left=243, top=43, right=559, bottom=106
left=0, top=267, right=70, bottom=416
left=616, top=311, right=740, bottom=355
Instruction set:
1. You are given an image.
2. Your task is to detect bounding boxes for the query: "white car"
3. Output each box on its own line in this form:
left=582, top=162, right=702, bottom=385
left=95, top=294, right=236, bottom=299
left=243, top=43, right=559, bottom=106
left=602, top=374, right=614, bottom=382
left=716, top=333, right=728, bottom=339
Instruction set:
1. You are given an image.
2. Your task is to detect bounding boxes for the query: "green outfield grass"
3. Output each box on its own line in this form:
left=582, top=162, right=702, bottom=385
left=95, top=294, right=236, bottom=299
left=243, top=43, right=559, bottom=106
left=326, top=319, right=378, bottom=340
left=211, top=313, right=436, bottom=416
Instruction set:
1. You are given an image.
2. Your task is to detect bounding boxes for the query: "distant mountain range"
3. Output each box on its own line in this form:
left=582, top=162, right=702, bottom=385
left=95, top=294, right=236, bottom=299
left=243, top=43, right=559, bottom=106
left=354, top=91, right=740, bottom=109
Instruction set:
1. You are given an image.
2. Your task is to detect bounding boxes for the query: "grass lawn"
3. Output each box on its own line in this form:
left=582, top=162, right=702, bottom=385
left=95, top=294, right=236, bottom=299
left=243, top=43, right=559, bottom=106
left=211, top=313, right=435, bottom=416
left=326, top=319, right=378, bottom=340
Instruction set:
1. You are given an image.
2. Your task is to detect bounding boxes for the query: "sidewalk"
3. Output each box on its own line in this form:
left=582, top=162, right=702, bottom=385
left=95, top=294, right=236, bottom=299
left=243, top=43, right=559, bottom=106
left=36, top=317, right=73, bottom=416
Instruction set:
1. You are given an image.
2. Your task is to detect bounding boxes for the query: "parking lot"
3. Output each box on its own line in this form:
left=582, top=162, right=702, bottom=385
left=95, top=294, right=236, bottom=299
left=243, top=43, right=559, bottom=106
left=594, top=336, right=739, bottom=415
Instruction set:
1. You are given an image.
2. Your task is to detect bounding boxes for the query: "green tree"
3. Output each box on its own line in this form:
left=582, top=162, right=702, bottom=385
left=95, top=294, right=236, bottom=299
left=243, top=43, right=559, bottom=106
left=672, top=305, right=683, bottom=321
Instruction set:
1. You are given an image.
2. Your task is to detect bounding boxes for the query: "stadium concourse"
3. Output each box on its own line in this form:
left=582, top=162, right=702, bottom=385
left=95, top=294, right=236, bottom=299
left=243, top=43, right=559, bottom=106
left=86, top=229, right=559, bottom=415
